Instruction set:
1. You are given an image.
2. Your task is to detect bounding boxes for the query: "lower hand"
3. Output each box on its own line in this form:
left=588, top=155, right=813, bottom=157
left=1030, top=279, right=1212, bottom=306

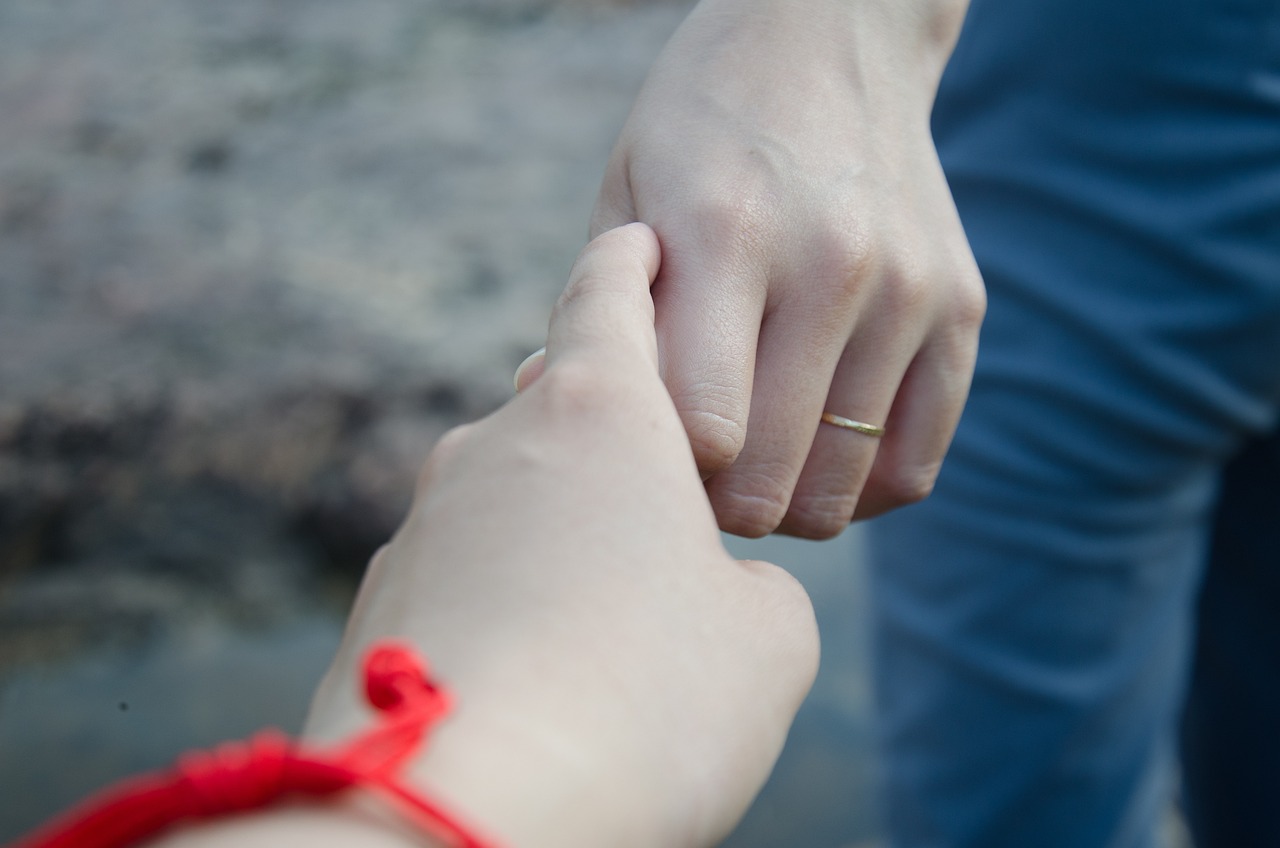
left=306, top=224, right=820, bottom=848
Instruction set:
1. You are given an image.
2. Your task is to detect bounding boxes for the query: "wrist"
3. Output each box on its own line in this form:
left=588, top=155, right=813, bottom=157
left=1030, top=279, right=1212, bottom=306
left=684, top=0, right=969, bottom=107
left=303, top=634, right=696, bottom=848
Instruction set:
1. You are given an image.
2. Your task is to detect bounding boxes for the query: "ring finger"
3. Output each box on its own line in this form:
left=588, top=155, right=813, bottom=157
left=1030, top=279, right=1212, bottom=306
left=777, top=318, right=920, bottom=538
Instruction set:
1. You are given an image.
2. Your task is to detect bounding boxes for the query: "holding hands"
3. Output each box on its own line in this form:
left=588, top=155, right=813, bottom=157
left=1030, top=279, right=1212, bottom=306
left=149, top=1, right=986, bottom=842
left=309, top=223, right=819, bottom=847
left=153, top=225, right=817, bottom=848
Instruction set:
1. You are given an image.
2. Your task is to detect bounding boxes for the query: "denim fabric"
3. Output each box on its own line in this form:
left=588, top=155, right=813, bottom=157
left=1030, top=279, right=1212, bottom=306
left=867, top=0, right=1280, bottom=845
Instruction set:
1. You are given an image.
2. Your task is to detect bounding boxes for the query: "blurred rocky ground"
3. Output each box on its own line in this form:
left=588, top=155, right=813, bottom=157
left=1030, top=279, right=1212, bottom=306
left=0, top=0, right=883, bottom=844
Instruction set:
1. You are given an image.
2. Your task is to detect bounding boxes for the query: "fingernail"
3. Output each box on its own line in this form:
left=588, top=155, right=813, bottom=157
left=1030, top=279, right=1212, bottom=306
left=513, top=346, right=546, bottom=393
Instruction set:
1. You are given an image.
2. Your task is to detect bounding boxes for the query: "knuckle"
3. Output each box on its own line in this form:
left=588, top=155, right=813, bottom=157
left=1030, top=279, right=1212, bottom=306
left=952, top=269, right=988, bottom=329
left=863, top=232, right=987, bottom=330
left=734, top=560, right=820, bottom=679
left=684, top=184, right=778, bottom=266
left=878, top=462, right=940, bottom=508
left=769, top=570, right=821, bottom=675
left=680, top=406, right=747, bottom=475
left=717, top=498, right=789, bottom=538
left=767, top=565, right=814, bottom=620
left=882, top=267, right=933, bottom=320
left=813, top=223, right=872, bottom=301
left=712, top=468, right=794, bottom=538
left=414, top=424, right=475, bottom=498
left=433, top=423, right=475, bottom=462
left=366, top=543, right=392, bottom=573
left=783, top=494, right=857, bottom=540
left=412, top=461, right=434, bottom=501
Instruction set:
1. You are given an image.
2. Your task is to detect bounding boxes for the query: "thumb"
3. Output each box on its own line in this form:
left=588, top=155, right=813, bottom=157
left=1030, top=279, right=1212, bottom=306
left=545, top=222, right=662, bottom=376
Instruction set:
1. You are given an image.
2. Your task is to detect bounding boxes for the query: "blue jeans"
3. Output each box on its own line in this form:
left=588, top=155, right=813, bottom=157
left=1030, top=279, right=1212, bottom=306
left=867, top=0, right=1280, bottom=845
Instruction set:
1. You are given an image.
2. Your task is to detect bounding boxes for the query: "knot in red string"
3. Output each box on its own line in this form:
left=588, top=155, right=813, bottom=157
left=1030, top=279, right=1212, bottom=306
left=335, top=642, right=454, bottom=780
left=174, top=730, right=348, bottom=816
left=364, top=640, right=450, bottom=716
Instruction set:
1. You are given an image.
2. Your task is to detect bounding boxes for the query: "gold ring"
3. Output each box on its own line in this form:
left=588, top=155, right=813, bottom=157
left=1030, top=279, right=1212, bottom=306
left=820, top=412, right=886, bottom=438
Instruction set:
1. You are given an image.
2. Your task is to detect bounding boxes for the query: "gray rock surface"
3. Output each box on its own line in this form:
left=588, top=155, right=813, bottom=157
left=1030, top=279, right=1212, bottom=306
left=1, top=0, right=688, bottom=661
left=0, top=1, right=883, bottom=844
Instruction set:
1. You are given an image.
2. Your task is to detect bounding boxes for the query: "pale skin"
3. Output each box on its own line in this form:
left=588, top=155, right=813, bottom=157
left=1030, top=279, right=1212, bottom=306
left=591, top=0, right=984, bottom=537
left=150, top=0, right=983, bottom=841
left=152, top=224, right=819, bottom=848
left=522, top=0, right=982, bottom=534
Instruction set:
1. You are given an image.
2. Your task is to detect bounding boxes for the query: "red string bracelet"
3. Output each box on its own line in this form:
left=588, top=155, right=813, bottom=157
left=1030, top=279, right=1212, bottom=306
left=10, top=641, right=505, bottom=848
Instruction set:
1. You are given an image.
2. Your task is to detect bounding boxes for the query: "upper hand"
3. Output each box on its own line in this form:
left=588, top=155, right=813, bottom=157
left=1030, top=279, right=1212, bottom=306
left=592, top=0, right=984, bottom=538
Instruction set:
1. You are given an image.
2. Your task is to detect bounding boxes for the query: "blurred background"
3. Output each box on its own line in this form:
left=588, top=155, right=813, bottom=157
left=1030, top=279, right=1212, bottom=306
left=0, top=0, right=883, bottom=844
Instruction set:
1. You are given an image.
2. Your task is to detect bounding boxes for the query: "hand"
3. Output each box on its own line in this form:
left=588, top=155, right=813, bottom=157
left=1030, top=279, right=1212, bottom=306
left=301, top=224, right=819, bottom=848
left=591, top=0, right=985, bottom=538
